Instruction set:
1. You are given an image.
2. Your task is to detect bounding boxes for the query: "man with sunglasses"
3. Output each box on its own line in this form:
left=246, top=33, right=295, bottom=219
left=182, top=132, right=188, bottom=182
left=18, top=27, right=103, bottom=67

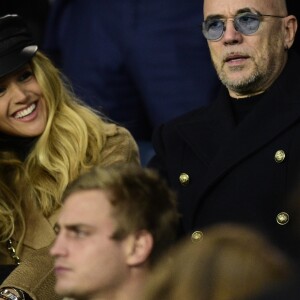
left=149, top=0, right=299, bottom=256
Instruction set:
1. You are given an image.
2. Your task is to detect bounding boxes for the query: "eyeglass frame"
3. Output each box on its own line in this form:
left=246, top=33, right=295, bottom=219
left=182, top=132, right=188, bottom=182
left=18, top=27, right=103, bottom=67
left=202, top=11, right=287, bottom=41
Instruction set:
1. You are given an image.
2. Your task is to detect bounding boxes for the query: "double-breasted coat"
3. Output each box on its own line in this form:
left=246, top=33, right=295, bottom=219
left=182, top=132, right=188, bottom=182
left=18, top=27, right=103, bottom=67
left=150, top=51, right=300, bottom=253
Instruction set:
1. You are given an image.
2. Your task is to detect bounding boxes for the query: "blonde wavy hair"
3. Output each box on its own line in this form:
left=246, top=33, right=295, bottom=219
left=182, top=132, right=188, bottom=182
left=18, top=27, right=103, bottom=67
left=0, top=51, right=109, bottom=247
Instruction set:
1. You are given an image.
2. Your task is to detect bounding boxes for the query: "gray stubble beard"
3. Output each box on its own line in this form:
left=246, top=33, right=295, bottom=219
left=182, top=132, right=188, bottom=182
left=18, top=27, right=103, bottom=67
left=218, top=64, right=263, bottom=95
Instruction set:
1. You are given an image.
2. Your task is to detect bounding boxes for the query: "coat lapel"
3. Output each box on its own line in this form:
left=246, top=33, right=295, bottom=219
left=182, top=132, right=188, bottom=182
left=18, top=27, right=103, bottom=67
left=14, top=203, right=59, bottom=250
left=200, top=88, right=300, bottom=196
left=177, top=51, right=300, bottom=225
left=176, top=88, right=236, bottom=166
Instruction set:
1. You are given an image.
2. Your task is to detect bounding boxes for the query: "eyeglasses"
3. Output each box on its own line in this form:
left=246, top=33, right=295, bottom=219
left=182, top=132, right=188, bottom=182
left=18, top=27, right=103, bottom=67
left=202, top=12, right=286, bottom=41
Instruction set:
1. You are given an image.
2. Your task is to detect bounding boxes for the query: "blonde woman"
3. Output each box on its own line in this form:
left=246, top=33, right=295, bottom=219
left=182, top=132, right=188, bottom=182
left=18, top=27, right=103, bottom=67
left=0, top=14, right=139, bottom=300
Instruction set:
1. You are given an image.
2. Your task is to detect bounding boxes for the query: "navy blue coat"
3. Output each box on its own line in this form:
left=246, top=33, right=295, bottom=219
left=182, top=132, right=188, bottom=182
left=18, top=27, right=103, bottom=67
left=43, top=0, right=219, bottom=141
left=149, top=51, right=300, bottom=253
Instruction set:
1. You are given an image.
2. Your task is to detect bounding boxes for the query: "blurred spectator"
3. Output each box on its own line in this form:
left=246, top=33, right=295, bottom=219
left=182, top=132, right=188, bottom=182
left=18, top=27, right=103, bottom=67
left=142, top=224, right=293, bottom=300
left=43, top=0, right=220, bottom=164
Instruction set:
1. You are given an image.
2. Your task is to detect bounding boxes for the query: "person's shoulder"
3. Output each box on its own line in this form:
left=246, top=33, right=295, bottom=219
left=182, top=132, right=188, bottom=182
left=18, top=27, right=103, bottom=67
left=101, top=122, right=118, bottom=136
left=151, top=105, right=212, bottom=144
left=101, top=122, right=134, bottom=139
left=100, top=122, right=140, bottom=165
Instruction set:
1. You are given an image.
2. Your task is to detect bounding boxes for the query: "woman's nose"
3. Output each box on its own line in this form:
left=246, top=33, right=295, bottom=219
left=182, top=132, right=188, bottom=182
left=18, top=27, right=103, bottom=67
left=10, top=82, right=27, bottom=103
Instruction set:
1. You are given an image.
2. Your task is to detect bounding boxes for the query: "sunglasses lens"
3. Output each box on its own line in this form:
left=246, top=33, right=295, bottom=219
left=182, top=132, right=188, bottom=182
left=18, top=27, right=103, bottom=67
left=202, top=19, right=224, bottom=40
left=202, top=13, right=261, bottom=40
left=235, top=13, right=260, bottom=35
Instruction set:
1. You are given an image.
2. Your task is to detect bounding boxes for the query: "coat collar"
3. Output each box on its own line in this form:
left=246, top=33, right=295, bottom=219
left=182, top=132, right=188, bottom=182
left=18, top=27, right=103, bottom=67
left=176, top=51, right=300, bottom=223
left=176, top=87, right=235, bottom=165
left=14, top=205, right=60, bottom=250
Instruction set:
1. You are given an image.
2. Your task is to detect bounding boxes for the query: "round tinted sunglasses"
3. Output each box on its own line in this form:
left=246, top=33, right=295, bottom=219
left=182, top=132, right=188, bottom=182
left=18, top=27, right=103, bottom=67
left=202, top=12, right=286, bottom=41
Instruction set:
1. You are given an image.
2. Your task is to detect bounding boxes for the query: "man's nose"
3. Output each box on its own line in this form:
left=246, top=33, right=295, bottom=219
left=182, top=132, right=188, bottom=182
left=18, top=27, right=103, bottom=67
left=50, top=234, right=67, bottom=257
left=222, top=19, right=243, bottom=44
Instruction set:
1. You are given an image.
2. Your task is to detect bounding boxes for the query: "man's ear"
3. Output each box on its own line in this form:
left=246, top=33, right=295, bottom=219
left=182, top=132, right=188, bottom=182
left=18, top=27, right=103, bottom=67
left=284, top=15, right=298, bottom=49
left=125, top=230, right=153, bottom=267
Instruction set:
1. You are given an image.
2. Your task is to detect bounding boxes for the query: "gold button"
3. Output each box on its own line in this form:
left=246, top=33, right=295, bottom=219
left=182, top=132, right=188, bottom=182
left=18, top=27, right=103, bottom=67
left=191, top=231, right=203, bottom=243
left=276, top=212, right=289, bottom=225
left=179, top=173, right=190, bottom=186
left=274, top=150, right=286, bottom=163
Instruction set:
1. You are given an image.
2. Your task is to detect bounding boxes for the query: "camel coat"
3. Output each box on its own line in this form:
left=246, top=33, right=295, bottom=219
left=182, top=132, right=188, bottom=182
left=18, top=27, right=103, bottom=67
left=0, top=124, right=140, bottom=299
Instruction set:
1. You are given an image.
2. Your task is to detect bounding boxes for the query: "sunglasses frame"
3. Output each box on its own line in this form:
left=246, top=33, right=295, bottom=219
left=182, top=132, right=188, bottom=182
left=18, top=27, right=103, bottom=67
left=202, top=12, right=286, bottom=41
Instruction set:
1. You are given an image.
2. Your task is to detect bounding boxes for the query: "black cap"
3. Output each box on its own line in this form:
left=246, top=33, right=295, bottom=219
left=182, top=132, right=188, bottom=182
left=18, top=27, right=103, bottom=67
left=0, top=14, right=38, bottom=78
